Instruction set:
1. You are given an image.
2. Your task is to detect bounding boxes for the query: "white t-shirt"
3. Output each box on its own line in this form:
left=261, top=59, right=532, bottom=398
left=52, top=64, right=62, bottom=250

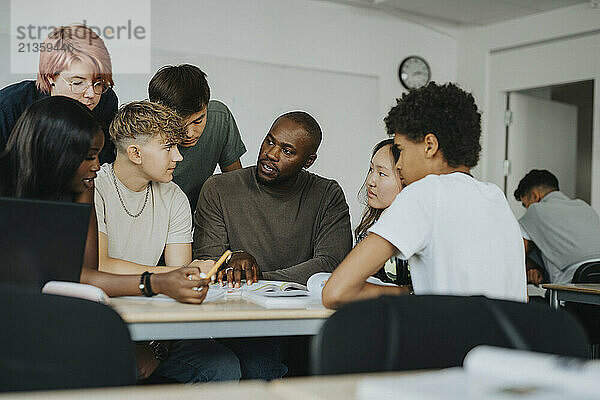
left=369, top=173, right=526, bottom=302
left=95, top=163, right=192, bottom=266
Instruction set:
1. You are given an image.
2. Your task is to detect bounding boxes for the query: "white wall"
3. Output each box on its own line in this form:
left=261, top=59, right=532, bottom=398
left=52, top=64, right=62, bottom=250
left=0, top=0, right=458, bottom=229
left=457, top=3, right=600, bottom=212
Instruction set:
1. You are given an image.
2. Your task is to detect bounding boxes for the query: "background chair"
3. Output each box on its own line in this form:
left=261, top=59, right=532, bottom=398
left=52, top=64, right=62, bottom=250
left=571, top=260, right=600, bottom=283
left=0, top=284, right=136, bottom=392
left=566, top=259, right=600, bottom=358
left=311, top=295, right=589, bottom=376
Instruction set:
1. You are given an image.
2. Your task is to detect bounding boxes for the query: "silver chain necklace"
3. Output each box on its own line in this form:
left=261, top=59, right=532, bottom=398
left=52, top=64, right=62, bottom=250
left=110, top=164, right=151, bottom=218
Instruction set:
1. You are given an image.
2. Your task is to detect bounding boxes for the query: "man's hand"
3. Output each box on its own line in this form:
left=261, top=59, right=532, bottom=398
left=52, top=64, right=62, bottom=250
left=218, top=251, right=260, bottom=288
left=152, top=266, right=210, bottom=303
left=135, top=344, right=160, bottom=380
left=527, top=268, right=544, bottom=286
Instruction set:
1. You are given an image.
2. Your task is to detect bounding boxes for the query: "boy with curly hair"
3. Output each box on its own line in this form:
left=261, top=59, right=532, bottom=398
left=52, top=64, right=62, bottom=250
left=323, top=82, right=527, bottom=308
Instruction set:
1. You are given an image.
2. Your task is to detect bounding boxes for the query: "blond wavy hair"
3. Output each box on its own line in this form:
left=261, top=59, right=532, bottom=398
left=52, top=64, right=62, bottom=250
left=109, top=101, right=186, bottom=154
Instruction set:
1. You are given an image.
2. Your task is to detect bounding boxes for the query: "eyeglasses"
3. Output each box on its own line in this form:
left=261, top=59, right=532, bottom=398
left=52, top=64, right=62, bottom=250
left=60, top=75, right=109, bottom=95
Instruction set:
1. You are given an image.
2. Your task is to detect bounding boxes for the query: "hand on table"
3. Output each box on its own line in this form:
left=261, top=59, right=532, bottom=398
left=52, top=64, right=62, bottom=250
left=218, top=251, right=261, bottom=288
left=527, top=269, right=544, bottom=286
left=152, top=266, right=210, bottom=303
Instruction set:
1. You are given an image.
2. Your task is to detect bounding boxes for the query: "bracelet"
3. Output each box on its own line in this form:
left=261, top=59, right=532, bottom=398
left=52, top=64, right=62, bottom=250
left=139, top=271, right=156, bottom=297
left=144, top=271, right=155, bottom=296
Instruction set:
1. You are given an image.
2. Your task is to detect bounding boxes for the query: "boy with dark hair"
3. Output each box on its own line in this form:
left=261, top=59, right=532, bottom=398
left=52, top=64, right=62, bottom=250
left=148, top=64, right=246, bottom=208
left=514, top=169, right=600, bottom=284
left=513, top=169, right=559, bottom=207
left=323, top=82, right=527, bottom=309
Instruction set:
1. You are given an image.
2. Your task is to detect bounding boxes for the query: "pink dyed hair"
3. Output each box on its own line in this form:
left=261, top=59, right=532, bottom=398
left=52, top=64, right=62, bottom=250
left=36, top=24, right=114, bottom=94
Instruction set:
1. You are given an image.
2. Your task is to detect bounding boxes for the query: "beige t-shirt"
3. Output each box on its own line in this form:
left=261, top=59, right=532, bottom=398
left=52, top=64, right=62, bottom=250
left=95, top=163, right=192, bottom=266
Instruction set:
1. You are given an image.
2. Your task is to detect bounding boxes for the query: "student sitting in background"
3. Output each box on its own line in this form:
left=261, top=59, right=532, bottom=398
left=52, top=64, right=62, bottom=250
left=355, top=139, right=410, bottom=286
left=322, top=82, right=527, bottom=309
left=514, top=169, right=600, bottom=285
left=0, top=24, right=118, bottom=163
left=148, top=64, right=246, bottom=209
left=95, top=101, right=241, bottom=383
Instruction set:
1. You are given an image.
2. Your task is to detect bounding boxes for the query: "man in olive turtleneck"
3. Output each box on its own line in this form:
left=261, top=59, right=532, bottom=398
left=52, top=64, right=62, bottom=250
left=192, top=111, right=351, bottom=381
left=193, top=111, right=352, bottom=288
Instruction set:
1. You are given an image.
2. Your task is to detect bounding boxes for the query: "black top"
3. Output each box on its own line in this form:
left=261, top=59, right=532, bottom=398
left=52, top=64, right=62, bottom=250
left=0, top=80, right=118, bottom=163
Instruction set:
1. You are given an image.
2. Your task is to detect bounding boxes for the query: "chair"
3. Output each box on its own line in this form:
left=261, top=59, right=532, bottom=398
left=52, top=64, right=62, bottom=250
left=571, top=260, right=600, bottom=283
left=310, top=295, right=589, bottom=376
left=0, top=284, right=136, bottom=392
left=567, top=259, right=600, bottom=358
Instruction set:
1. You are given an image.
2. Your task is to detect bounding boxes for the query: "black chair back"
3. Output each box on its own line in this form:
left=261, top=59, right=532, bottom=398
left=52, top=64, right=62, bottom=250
left=311, top=295, right=589, bottom=376
left=571, top=261, right=600, bottom=283
left=0, top=284, right=136, bottom=392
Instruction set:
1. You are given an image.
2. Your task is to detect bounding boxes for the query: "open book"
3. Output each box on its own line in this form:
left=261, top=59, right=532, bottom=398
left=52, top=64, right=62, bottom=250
left=240, top=272, right=396, bottom=308
left=237, top=272, right=330, bottom=308
left=355, top=346, right=600, bottom=400
left=243, top=281, right=309, bottom=297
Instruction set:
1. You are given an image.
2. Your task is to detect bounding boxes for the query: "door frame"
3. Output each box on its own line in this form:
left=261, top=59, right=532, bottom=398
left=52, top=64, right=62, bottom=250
left=485, top=33, right=600, bottom=213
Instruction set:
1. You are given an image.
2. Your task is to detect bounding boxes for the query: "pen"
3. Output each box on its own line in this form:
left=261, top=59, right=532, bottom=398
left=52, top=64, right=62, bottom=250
left=204, top=250, right=233, bottom=280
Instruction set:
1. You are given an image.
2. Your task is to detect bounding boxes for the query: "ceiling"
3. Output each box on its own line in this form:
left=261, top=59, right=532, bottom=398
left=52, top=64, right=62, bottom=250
left=321, top=0, right=589, bottom=25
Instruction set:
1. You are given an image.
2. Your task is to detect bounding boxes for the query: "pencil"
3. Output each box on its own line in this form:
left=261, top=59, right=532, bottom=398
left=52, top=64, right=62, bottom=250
left=204, top=250, right=233, bottom=280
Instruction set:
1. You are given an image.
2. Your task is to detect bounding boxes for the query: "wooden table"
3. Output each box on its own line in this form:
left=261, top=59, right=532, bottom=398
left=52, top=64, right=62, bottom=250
left=0, top=381, right=281, bottom=400
left=542, top=283, right=600, bottom=310
left=270, top=371, right=409, bottom=400
left=109, top=295, right=334, bottom=340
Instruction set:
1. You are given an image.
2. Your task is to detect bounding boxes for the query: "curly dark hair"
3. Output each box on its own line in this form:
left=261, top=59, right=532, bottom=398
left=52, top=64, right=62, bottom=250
left=513, top=169, right=559, bottom=201
left=384, top=82, right=481, bottom=168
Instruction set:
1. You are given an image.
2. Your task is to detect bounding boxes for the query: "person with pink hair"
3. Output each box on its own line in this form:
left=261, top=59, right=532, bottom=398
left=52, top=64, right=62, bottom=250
left=0, top=24, right=118, bottom=163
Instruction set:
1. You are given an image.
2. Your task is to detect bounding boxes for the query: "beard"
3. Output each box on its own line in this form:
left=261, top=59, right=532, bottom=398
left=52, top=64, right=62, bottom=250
left=255, top=165, right=298, bottom=188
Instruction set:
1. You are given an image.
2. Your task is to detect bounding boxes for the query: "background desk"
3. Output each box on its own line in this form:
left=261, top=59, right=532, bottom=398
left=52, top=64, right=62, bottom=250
left=542, top=283, right=600, bottom=310
left=109, top=296, right=334, bottom=340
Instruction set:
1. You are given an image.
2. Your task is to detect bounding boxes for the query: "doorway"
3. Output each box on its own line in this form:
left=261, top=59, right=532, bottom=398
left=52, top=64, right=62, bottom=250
left=504, top=80, right=594, bottom=218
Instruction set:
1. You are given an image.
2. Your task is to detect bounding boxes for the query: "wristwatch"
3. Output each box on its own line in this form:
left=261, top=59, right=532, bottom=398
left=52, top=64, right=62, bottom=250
left=148, top=340, right=169, bottom=361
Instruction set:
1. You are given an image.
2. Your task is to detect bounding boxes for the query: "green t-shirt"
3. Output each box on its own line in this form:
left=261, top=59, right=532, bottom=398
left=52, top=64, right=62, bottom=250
left=173, top=100, right=246, bottom=209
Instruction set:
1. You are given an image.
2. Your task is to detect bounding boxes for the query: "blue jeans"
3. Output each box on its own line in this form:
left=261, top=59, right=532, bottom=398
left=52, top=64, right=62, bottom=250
left=218, top=337, right=288, bottom=380
left=152, top=339, right=241, bottom=383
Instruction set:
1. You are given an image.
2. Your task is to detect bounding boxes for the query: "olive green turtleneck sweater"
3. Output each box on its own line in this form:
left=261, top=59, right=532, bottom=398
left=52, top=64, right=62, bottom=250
left=193, top=166, right=352, bottom=284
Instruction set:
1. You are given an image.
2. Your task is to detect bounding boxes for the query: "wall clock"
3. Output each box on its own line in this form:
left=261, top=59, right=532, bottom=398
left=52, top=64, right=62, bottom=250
left=399, top=56, right=431, bottom=90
